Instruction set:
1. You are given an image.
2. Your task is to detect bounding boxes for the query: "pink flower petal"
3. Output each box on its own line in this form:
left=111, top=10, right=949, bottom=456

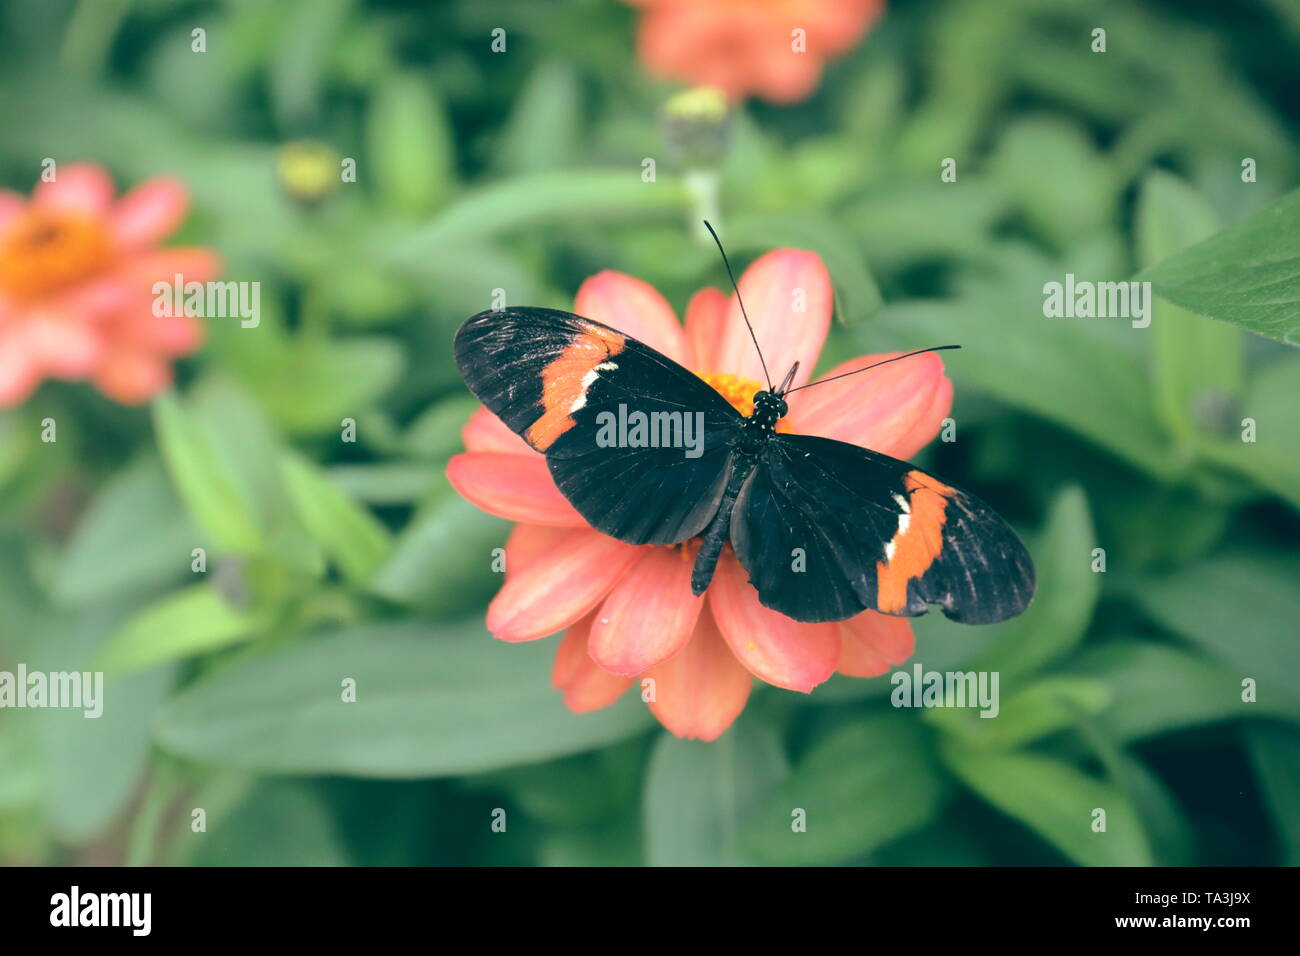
left=120, top=247, right=221, bottom=289
left=786, top=351, right=952, bottom=459
left=0, top=191, right=24, bottom=231
left=504, top=523, right=569, bottom=580
left=645, top=608, right=752, bottom=741
left=446, top=452, right=586, bottom=526
left=23, top=308, right=105, bottom=377
left=553, top=617, right=634, bottom=713
left=744, top=42, right=828, bottom=104
left=111, top=177, right=188, bottom=249
left=713, top=249, right=831, bottom=390
left=0, top=330, right=42, bottom=406
left=462, top=405, right=533, bottom=455
left=32, top=163, right=114, bottom=216
left=708, top=550, right=839, bottom=692
left=588, top=545, right=704, bottom=675
left=139, top=312, right=205, bottom=356
left=93, top=349, right=171, bottom=404
left=487, top=528, right=642, bottom=642
left=684, top=286, right=729, bottom=371
left=573, top=270, right=688, bottom=363
left=890, top=375, right=953, bottom=461
left=51, top=274, right=138, bottom=319
left=838, top=610, right=915, bottom=678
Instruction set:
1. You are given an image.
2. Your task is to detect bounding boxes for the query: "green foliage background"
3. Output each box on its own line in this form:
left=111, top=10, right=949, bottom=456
left=0, top=0, right=1297, bottom=866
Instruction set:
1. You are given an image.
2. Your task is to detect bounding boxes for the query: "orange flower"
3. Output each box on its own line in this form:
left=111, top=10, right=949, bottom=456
left=0, top=163, right=218, bottom=406
left=447, top=249, right=954, bottom=741
left=628, top=0, right=884, bottom=103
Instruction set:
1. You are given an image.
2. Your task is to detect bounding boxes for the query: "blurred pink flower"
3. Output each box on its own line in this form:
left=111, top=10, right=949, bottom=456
left=0, top=163, right=218, bottom=406
left=448, top=249, right=954, bottom=741
left=628, top=0, right=885, bottom=104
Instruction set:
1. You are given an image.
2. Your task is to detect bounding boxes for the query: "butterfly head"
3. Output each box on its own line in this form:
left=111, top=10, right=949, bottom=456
left=750, top=390, right=788, bottom=430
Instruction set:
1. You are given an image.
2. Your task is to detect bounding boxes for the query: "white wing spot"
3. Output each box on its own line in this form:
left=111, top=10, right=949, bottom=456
left=569, top=361, right=619, bottom=414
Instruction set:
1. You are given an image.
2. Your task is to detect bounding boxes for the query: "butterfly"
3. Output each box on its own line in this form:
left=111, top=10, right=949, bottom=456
left=453, top=226, right=1035, bottom=625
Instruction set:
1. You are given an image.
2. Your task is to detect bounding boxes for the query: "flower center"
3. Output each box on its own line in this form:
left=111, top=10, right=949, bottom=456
left=694, top=370, right=792, bottom=431
left=0, top=209, right=115, bottom=302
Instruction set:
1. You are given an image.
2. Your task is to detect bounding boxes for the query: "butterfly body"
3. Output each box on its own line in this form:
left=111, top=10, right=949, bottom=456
left=455, top=306, right=1035, bottom=626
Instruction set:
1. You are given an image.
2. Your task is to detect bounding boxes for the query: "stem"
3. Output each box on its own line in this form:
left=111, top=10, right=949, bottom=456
left=684, top=169, right=721, bottom=244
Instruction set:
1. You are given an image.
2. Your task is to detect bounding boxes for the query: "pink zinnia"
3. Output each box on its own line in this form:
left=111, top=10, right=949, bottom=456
left=448, top=249, right=953, bottom=741
left=0, top=163, right=217, bottom=406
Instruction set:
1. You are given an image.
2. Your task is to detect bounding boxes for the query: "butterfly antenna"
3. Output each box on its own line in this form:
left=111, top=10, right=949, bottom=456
left=784, top=345, right=962, bottom=395
left=703, top=220, right=773, bottom=392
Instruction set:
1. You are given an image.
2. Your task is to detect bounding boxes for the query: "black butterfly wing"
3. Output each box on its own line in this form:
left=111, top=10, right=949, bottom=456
left=454, top=307, right=745, bottom=545
left=731, top=433, right=1035, bottom=624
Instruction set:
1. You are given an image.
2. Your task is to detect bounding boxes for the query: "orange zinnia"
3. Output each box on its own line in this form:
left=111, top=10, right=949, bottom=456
left=628, top=0, right=885, bottom=103
left=447, top=249, right=954, bottom=740
left=0, top=163, right=217, bottom=406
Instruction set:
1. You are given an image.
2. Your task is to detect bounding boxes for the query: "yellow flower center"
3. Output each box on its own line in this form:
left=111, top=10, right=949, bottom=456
left=0, top=209, right=114, bottom=302
left=694, top=370, right=792, bottom=430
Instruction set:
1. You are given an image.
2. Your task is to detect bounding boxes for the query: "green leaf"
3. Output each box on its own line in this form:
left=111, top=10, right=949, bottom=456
left=844, top=178, right=1006, bottom=271
left=725, top=212, right=883, bottom=324
left=740, top=713, right=948, bottom=864
left=152, top=392, right=263, bottom=554
left=186, top=780, right=350, bottom=866
left=385, top=171, right=689, bottom=265
left=0, top=718, right=41, bottom=812
left=973, top=486, right=1099, bottom=680
left=1135, top=171, right=1242, bottom=445
left=155, top=621, right=655, bottom=777
left=50, top=454, right=198, bottom=606
left=1245, top=722, right=1300, bottom=866
left=268, top=0, right=354, bottom=127
left=468, top=740, right=645, bottom=828
left=495, top=59, right=581, bottom=175
left=537, top=820, right=641, bottom=867
left=927, top=676, right=1111, bottom=750
left=326, top=463, right=441, bottom=505
left=93, top=585, right=264, bottom=676
left=238, top=336, right=404, bottom=437
left=942, top=746, right=1153, bottom=866
left=1138, top=185, right=1300, bottom=347
left=404, top=393, right=481, bottom=462
left=1127, top=552, right=1300, bottom=695
left=366, top=71, right=455, bottom=214
left=1075, top=716, right=1198, bottom=866
left=280, top=452, right=392, bottom=586
left=643, top=715, right=787, bottom=866
left=29, top=609, right=175, bottom=843
left=874, top=252, right=1179, bottom=480
left=1064, top=642, right=1300, bottom=742
left=368, top=492, right=508, bottom=613
left=1104, top=753, right=1197, bottom=868
left=185, top=378, right=324, bottom=575
left=988, top=115, right=1118, bottom=250
left=1197, top=357, right=1300, bottom=511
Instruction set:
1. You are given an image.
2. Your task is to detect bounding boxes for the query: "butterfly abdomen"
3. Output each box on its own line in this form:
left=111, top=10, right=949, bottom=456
left=691, top=460, right=755, bottom=594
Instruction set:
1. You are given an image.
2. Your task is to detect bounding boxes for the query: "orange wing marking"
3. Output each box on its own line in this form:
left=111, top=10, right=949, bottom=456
left=526, top=323, right=626, bottom=451
left=875, top=470, right=955, bottom=614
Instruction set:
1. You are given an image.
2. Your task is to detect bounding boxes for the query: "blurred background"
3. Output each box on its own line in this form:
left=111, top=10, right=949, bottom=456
left=0, top=0, right=1297, bottom=866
